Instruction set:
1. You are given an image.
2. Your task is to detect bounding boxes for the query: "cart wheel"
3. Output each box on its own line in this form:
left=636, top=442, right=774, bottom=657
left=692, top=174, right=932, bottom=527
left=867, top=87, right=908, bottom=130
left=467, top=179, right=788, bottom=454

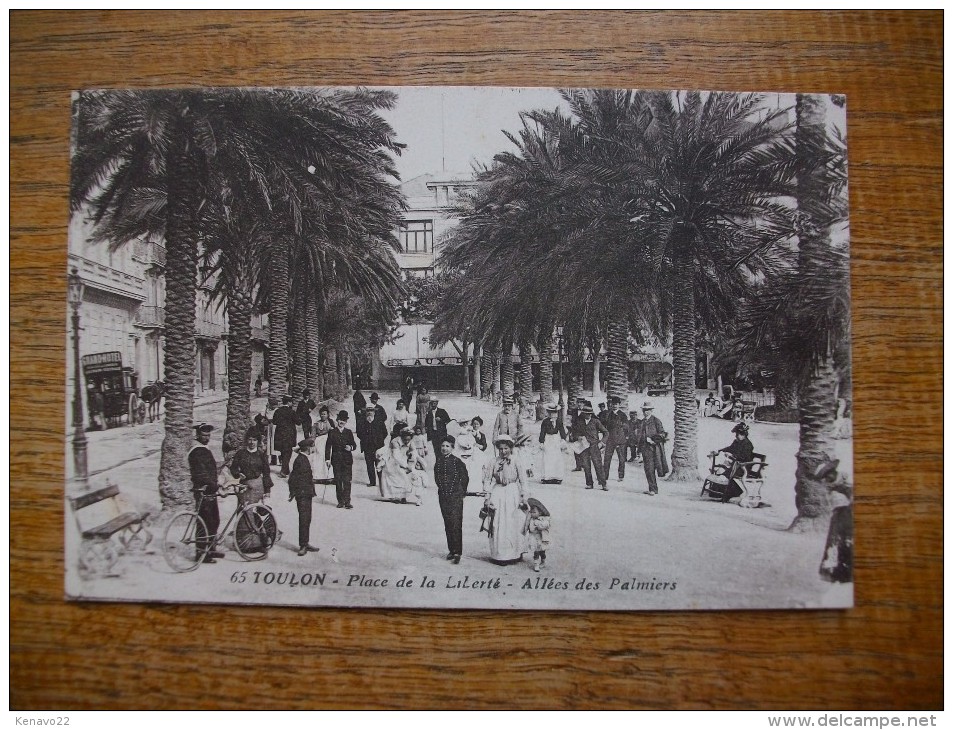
left=234, top=504, right=278, bottom=561
left=162, top=511, right=208, bottom=572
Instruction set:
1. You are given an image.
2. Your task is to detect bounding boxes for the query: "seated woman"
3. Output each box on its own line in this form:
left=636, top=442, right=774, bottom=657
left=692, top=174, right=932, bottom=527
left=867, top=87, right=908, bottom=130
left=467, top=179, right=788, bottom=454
left=379, top=427, right=426, bottom=505
left=716, top=422, right=755, bottom=500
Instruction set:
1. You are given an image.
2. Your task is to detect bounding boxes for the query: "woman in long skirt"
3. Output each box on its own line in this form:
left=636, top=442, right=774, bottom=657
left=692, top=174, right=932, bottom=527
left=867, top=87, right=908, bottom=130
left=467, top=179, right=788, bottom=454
left=538, top=404, right=567, bottom=484
left=483, top=435, right=529, bottom=564
left=309, top=406, right=333, bottom=481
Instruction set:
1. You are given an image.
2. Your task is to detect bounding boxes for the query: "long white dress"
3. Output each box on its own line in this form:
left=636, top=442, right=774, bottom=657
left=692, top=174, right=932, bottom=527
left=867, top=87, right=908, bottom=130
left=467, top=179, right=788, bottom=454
left=541, top=432, right=565, bottom=482
left=454, top=429, right=484, bottom=490
left=310, top=419, right=333, bottom=481
left=379, top=439, right=424, bottom=504
left=484, top=456, right=527, bottom=562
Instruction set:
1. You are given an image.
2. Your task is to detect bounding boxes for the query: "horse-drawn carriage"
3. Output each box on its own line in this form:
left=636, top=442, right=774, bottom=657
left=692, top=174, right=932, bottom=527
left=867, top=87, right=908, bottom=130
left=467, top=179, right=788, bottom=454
left=82, top=351, right=146, bottom=428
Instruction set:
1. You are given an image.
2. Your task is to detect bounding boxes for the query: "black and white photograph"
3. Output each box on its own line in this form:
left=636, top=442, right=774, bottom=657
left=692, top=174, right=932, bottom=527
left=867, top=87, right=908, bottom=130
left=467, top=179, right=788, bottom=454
left=64, top=85, right=853, bottom=611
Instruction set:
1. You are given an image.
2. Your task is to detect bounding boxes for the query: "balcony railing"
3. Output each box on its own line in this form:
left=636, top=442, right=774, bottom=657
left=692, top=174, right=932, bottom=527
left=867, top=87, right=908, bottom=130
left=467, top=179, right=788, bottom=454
left=135, top=305, right=165, bottom=328
left=133, top=241, right=166, bottom=268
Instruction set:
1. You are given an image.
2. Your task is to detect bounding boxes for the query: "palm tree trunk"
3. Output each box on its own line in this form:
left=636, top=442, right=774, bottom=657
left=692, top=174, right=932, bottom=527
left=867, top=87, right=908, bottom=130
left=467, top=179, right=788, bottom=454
left=223, top=292, right=252, bottom=448
left=336, top=348, right=347, bottom=399
left=492, top=346, right=502, bottom=401
left=538, top=334, right=554, bottom=406
left=607, top=317, right=629, bottom=411
left=345, top=357, right=353, bottom=390
left=157, top=124, right=198, bottom=510
left=790, top=93, right=839, bottom=532
left=461, top=340, right=470, bottom=393
left=322, top=347, right=337, bottom=401
left=566, top=334, right=582, bottom=406
left=305, top=294, right=321, bottom=397
left=480, top=345, right=492, bottom=400
left=591, top=339, right=602, bottom=398
left=267, top=237, right=289, bottom=409
left=519, top=343, right=534, bottom=400
left=775, top=375, right=799, bottom=410
left=473, top=343, right=483, bottom=399
left=669, top=241, right=699, bottom=481
left=291, top=295, right=307, bottom=398
left=501, top=336, right=515, bottom=397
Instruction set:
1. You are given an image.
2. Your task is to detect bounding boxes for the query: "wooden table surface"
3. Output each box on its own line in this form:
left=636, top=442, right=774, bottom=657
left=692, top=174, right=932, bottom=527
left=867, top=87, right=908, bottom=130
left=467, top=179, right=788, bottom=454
left=11, top=11, right=942, bottom=710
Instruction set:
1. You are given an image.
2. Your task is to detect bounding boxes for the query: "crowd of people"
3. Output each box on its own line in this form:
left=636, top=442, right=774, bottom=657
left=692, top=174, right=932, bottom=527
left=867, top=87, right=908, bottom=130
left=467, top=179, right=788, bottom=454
left=188, top=382, right=687, bottom=572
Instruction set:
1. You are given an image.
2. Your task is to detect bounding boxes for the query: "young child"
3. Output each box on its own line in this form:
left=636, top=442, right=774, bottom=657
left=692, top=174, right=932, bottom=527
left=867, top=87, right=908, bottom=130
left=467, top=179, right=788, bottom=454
left=523, top=497, right=551, bottom=572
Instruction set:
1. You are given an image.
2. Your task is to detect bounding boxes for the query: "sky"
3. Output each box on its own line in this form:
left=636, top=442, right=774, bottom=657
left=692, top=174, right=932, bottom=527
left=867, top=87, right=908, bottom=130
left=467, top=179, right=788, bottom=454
left=373, top=86, right=566, bottom=182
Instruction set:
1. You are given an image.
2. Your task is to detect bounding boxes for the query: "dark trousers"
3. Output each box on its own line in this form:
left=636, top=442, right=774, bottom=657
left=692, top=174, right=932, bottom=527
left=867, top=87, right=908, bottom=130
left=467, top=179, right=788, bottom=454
left=194, top=491, right=220, bottom=555
left=334, top=462, right=353, bottom=506
left=640, top=444, right=658, bottom=493
left=580, top=446, right=607, bottom=487
left=301, top=421, right=313, bottom=439
left=295, top=495, right=313, bottom=547
left=439, top=494, right=464, bottom=556
left=363, top=450, right=377, bottom=486
left=603, top=440, right=627, bottom=479
left=279, top=449, right=292, bottom=476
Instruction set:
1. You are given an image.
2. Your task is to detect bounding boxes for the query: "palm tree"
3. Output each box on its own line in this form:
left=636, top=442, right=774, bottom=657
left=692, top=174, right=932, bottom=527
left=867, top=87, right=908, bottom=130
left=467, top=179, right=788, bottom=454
left=562, top=90, right=799, bottom=480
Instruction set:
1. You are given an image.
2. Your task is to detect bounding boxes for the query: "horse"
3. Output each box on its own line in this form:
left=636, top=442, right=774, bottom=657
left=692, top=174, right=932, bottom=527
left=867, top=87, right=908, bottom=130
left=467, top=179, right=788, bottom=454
left=141, top=380, right=165, bottom=422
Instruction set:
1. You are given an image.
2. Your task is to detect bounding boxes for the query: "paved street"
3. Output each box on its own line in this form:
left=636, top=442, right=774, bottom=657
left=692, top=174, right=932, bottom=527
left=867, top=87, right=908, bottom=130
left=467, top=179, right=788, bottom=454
left=66, top=389, right=852, bottom=611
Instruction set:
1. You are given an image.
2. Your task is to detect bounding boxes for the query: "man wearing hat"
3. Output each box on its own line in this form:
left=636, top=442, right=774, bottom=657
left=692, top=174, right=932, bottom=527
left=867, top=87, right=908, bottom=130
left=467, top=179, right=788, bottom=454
left=368, top=392, right=387, bottom=425
left=325, top=410, right=357, bottom=509
left=288, top=438, right=319, bottom=556
left=188, top=423, right=224, bottom=563
left=434, top=434, right=469, bottom=564
left=491, top=395, right=525, bottom=445
left=356, top=405, right=386, bottom=488
left=602, top=396, right=630, bottom=483
left=636, top=401, right=668, bottom=495
left=296, top=389, right=317, bottom=440
left=571, top=403, right=609, bottom=490
left=271, top=394, right=300, bottom=478
left=230, top=429, right=275, bottom=505
left=424, top=397, right=451, bottom=446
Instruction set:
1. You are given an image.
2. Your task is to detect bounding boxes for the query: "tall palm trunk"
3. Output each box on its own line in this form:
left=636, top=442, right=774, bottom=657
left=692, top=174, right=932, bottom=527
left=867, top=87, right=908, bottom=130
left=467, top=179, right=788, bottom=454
left=322, top=347, right=337, bottom=402
left=775, top=375, right=800, bottom=410
left=157, top=122, right=198, bottom=510
left=501, top=336, right=515, bottom=397
left=591, top=338, right=602, bottom=397
left=480, top=345, right=493, bottom=400
left=473, top=343, right=483, bottom=399
left=519, top=343, right=534, bottom=401
left=336, top=348, right=347, bottom=398
left=267, top=237, right=289, bottom=409
left=223, top=290, right=253, bottom=448
left=606, top=317, right=629, bottom=411
left=669, top=235, right=699, bottom=481
left=790, top=93, right=838, bottom=532
left=538, top=334, right=554, bottom=406
left=291, top=294, right=307, bottom=397
left=345, top=358, right=353, bottom=390
left=460, top=340, right=470, bottom=393
left=305, top=294, right=321, bottom=398
left=566, top=334, right=582, bottom=406
left=491, top=346, right=502, bottom=401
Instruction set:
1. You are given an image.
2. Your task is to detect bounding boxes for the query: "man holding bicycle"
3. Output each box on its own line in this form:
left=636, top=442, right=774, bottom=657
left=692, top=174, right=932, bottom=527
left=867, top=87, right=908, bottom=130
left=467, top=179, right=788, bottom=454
left=188, top=423, right=225, bottom=564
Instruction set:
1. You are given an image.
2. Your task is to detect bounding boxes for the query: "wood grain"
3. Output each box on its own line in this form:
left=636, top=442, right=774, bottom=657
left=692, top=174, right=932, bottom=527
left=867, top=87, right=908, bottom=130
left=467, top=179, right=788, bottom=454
left=11, top=10, right=942, bottom=709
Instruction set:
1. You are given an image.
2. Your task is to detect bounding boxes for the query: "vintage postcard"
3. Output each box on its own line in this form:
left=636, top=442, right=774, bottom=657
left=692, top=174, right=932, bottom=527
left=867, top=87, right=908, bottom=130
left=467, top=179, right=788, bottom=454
left=65, top=86, right=853, bottom=610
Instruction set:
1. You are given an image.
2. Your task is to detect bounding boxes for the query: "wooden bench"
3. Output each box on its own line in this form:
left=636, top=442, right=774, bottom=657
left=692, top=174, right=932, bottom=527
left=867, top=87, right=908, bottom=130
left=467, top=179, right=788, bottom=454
left=68, top=482, right=152, bottom=577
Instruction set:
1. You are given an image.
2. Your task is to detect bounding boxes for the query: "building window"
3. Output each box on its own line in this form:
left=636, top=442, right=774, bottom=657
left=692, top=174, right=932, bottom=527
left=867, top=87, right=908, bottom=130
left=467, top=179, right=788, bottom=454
left=399, top=220, right=433, bottom=254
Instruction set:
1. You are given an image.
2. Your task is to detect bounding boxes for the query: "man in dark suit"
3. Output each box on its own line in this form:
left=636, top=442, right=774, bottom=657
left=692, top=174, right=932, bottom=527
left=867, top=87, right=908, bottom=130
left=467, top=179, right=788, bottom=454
left=288, top=438, right=319, bottom=556
left=602, top=396, right=630, bottom=482
left=325, top=410, right=356, bottom=509
left=572, top=403, right=609, bottom=491
left=637, top=401, right=668, bottom=495
left=271, top=394, right=299, bottom=477
left=568, top=397, right=587, bottom=472
left=356, top=407, right=386, bottom=487
left=368, top=392, right=387, bottom=424
left=296, top=389, right=317, bottom=439
left=187, top=423, right=224, bottom=564
left=433, top=434, right=469, bottom=564
left=424, top=398, right=451, bottom=446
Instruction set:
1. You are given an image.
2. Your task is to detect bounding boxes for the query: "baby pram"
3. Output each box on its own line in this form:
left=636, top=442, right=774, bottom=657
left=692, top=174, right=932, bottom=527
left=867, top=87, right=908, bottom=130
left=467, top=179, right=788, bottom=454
left=701, top=451, right=768, bottom=506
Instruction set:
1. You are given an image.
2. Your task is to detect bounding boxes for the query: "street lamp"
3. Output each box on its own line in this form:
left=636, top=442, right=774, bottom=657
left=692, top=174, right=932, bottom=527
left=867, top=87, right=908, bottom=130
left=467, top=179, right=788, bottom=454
left=68, top=267, right=88, bottom=488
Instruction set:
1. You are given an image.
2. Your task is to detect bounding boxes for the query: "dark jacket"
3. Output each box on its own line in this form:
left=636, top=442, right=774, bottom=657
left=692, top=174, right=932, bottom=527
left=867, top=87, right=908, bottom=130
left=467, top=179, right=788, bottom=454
left=353, top=391, right=367, bottom=417
left=425, top=407, right=451, bottom=443
left=356, top=415, right=386, bottom=453
left=188, top=444, right=218, bottom=494
left=573, top=415, right=608, bottom=448
left=604, top=409, right=629, bottom=443
left=539, top=418, right=567, bottom=443
left=721, top=437, right=754, bottom=464
left=288, top=452, right=316, bottom=499
left=230, top=448, right=274, bottom=493
left=296, top=398, right=316, bottom=429
left=326, top=427, right=356, bottom=465
left=434, top=452, right=469, bottom=498
left=271, top=405, right=299, bottom=452
left=636, top=414, right=666, bottom=447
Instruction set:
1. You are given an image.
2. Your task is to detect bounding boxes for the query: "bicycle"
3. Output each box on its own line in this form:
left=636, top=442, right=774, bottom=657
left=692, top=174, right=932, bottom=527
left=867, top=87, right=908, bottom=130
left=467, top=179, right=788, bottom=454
left=162, top=479, right=281, bottom=572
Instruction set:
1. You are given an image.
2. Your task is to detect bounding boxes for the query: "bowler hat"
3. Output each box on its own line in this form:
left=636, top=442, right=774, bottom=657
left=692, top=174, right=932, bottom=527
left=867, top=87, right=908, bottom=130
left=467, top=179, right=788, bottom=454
left=282, top=395, right=293, bottom=404
left=370, top=392, right=380, bottom=402
left=298, top=438, right=315, bottom=449
left=581, top=404, right=594, bottom=414
left=337, top=410, right=349, bottom=421
left=193, top=422, right=214, bottom=434
left=546, top=403, right=559, bottom=412
left=641, top=401, right=654, bottom=410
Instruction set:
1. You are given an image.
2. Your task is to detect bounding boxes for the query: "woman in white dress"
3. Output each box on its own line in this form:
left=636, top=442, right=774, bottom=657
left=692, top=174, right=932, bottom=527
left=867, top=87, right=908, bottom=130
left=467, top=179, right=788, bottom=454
left=309, top=406, right=333, bottom=481
left=453, top=419, right=484, bottom=489
left=392, top=399, right=411, bottom=432
left=537, top=404, right=567, bottom=483
left=379, top=427, right=425, bottom=505
left=483, top=435, right=529, bottom=564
